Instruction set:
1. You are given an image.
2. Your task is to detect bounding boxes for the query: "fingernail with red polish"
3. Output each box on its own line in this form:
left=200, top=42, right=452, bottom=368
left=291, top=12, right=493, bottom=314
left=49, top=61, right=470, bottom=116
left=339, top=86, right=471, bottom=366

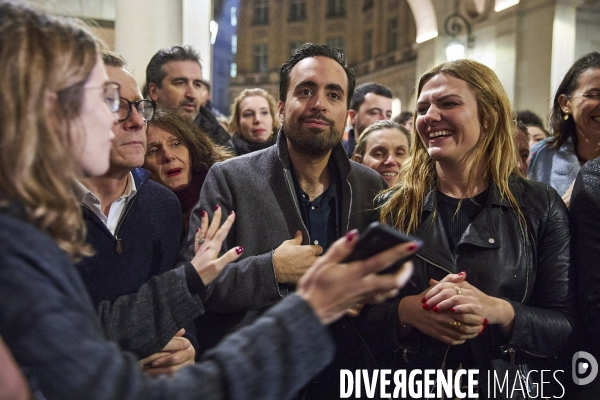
left=421, top=297, right=427, bottom=304
left=196, top=227, right=200, bottom=233
left=346, top=229, right=358, bottom=241
left=407, top=243, right=418, bottom=252
left=458, top=271, right=465, bottom=276
left=422, top=303, right=429, bottom=310
left=229, top=210, right=234, bottom=215
left=432, top=306, right=439, bottom=313
left=483, top=318, right=488, bottom=325
left=201, top=210, right=206, bottom=217
left=450, top=307, right=456, bottom=313
left=214, top=205, right=220, bottom=211
left=235, top=246, right=244, bottom=255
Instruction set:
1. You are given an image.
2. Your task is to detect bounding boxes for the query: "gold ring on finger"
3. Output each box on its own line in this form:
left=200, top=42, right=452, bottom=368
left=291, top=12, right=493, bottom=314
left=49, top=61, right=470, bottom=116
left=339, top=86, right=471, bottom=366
left=450, top=320, right=461, bottom=331
left=454, top=286, right=462, bottom=295
left=195, top=238, right=205, bottom=245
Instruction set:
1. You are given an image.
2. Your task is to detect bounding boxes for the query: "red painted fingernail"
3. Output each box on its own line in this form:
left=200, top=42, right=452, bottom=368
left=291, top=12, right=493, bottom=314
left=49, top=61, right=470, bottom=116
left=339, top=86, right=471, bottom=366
left=479, top=329, right=484, bottom=335
left=235, top=246, right=244, bottom=255
left=450, top=307, right=456, bottom=313
left=458, top=271, right=465, bottom=276
left=346, top=230, right=358, bottom=241
left=229, top=210, right=234, bottom=215
left=483, top=318, right=488, bottom=325
left=201, top=210, right=206, bottom=217
left=432, top=306, right=439, bottom=313
left=214, top=205, right=220, bottom=211
left=421, top=297, right=427, bottom=304
left=196, top=227, right=200, bottom=232
left=422, top=303, right=429, bottom=310
left=407, top=244, right=418, bottom=252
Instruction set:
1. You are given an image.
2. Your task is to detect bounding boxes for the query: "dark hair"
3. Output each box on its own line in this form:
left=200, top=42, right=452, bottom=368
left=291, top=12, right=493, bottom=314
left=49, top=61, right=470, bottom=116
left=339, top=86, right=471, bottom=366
left=147, top=108, right=232, bottom=171
left=145, top=45, right=201, bottom=92
left=101, top=50, right=129, bottom=70
left=516, top=109, right=544, bottom=128
left=549, top=51, right=600, bottom=149
left=393, top=111, right=413, bottom=125
left=279, top=43, right=356, bottom=108
left=516, top=120, right=529, bottom=138
left=349, top=83, right=392, bottom=111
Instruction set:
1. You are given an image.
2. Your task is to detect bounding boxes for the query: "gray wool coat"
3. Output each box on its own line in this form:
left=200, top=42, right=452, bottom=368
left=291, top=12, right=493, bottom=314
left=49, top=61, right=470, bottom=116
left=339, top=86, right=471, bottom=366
left=181, top=130, right=387, bottom=355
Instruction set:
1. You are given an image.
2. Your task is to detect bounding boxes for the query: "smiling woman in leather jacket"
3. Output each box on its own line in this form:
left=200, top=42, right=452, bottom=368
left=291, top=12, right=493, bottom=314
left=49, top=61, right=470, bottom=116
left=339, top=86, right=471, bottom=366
left=364, top=59, right=576, bottom=399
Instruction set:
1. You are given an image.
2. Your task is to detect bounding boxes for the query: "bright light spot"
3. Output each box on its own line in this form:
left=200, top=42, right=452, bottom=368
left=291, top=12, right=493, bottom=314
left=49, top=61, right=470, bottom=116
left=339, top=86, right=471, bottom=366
left=495, top=0, right=519, bottom=12
left=230, top=63, right=237, bottom=78
left=446, top=42, right=466, bottom=61
left=231, top=7, right=237, bottom=26
left=210, top=20, right=219, bottom=45
left=416, top=31, right=438, bottom=44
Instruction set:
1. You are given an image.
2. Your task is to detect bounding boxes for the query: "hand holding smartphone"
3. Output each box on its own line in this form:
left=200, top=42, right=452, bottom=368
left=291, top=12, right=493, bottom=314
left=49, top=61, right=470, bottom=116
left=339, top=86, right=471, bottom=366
left=342, top=222, right=422, bottom=274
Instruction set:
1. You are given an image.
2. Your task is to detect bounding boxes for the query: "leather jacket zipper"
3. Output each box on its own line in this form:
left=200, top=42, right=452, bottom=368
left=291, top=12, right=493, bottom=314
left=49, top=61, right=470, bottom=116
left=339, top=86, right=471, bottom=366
left=415, top=253, right=453, bottom=275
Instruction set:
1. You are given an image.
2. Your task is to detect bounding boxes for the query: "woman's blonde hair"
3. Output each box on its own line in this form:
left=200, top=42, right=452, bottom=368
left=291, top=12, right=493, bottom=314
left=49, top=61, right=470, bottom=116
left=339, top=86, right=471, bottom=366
left=351, top=120, right=411, bottom=163
left=380, top=59, right=521, bottom=233
left=0, top=2, right=100, bottom=260
left=229, top=88, right=281, bottom=141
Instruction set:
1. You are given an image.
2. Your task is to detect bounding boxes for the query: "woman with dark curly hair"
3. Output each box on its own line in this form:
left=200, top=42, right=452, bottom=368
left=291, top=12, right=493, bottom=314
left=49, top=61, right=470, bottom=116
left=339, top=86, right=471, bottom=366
left=144, top=109, right=233, bottom=230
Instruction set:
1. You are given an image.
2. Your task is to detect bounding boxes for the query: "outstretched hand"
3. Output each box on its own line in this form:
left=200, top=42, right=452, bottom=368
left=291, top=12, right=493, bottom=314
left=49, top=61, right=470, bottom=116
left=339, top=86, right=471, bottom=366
left=191, top=205, right=244, bottom=285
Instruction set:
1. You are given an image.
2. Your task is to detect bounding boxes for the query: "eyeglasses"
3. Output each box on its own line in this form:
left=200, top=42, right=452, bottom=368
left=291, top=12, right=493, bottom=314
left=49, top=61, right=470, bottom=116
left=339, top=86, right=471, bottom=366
left=84, top=82, right=121, bottom=113
left=118, top=98, right=156, bottom=123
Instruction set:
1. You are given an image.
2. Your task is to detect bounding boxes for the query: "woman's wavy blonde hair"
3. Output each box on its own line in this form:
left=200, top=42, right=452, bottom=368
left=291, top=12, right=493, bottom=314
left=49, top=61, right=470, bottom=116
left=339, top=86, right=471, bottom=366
left=229, top=88, right=281, bottom=141
left=0, top=2, right=100, bottom=260
left=380, top=59, right=522, bottom=233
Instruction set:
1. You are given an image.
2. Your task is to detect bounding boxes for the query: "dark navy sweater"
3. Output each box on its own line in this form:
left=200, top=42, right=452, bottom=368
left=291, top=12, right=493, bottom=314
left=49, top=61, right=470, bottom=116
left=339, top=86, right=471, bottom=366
left=75, top=168, right=199, bottom=355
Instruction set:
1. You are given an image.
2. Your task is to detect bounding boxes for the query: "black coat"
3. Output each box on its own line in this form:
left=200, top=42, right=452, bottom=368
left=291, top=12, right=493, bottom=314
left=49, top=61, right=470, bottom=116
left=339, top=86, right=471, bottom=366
left=359, top=177, right=576, bottom=399
left=194, top=105, right=234, bottom=152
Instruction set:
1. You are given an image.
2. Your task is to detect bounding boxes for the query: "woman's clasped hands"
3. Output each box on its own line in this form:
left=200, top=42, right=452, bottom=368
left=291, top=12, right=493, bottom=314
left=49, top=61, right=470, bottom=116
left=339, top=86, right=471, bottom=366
left=398, top=272, right=515, bottom=345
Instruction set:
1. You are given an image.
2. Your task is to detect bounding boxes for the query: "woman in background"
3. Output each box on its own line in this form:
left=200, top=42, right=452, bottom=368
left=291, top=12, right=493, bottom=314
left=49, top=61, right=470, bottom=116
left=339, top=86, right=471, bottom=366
left=229, top=88, right=280, bottom=155
left=351, top=120, right=410, bottom=187
left=144, top=109, right=233, bottom=231
left=529, top=52, right=600, bottom=204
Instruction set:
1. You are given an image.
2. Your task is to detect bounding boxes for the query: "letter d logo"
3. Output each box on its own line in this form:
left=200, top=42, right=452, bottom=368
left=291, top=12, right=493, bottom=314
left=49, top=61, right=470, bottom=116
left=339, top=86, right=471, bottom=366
left=572, top=351, right=598, bottom=385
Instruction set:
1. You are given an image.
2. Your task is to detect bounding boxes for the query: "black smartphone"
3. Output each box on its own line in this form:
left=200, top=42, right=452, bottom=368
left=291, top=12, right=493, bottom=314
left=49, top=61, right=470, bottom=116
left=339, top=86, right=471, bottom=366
left=342, top=222, right=421, bottom=274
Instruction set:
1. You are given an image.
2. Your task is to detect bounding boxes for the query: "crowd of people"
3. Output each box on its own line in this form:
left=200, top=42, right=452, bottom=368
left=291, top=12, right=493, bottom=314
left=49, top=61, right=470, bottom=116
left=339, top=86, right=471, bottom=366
left=1, top=1, right=600, bottom=399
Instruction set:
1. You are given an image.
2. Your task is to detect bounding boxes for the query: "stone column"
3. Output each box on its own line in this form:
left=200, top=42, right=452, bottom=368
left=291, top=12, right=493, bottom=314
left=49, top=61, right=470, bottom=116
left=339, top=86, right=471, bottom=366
left=115, top=0, right=212, bottom=87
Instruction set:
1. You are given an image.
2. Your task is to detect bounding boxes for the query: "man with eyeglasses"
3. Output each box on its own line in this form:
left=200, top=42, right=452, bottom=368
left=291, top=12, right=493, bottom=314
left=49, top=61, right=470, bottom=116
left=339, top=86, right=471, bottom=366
left=75, top=51, right=202, bottom=376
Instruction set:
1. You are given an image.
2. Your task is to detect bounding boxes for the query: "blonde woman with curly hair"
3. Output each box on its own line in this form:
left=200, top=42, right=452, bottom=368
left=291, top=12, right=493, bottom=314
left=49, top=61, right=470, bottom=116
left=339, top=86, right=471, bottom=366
left=361, top=59, right=575, bottom=398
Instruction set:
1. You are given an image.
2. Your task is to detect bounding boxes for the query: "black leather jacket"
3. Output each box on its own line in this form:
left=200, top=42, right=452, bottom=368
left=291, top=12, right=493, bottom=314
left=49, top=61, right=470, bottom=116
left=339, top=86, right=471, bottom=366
left=358, top=176, right=576, bottom=399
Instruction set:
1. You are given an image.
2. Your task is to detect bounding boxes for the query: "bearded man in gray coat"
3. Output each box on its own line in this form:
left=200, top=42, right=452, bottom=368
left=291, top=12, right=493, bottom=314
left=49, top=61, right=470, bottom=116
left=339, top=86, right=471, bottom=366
left=182, top=45, right=386, bottom=386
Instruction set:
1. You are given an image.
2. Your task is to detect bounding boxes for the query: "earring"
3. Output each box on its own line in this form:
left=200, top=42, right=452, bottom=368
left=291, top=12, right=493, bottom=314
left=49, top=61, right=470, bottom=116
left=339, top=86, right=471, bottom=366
left=563, top=113, right=570, bottom=121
